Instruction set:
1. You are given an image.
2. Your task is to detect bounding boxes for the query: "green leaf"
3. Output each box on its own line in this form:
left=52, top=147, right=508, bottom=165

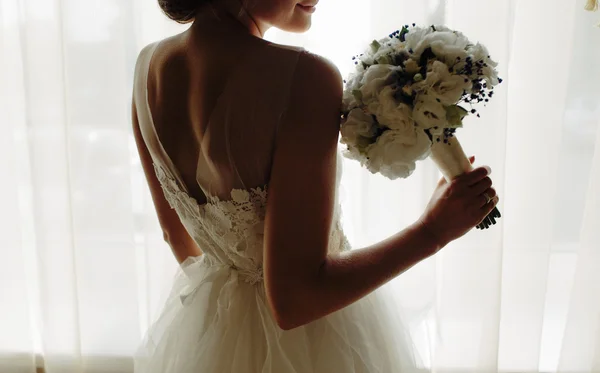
left=370, top=40, right=381, bottom=53
left=456, top=105, right=469, bottom=118
left=376, top=55, right=392, bottom=65
left=399, top=26, right=409, bottom=42
left=445, top=105, right=469, bottom=128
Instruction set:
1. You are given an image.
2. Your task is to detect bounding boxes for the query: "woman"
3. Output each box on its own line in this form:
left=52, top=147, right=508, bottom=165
left=131, top=0, right=499, bottom=371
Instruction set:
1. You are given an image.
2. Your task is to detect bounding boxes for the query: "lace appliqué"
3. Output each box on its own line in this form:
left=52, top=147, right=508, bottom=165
left=153, top=163, right=266, bottom=281
left=153, top=164, right=202, bottom=220
left=152, top=163, right=350, bottom=291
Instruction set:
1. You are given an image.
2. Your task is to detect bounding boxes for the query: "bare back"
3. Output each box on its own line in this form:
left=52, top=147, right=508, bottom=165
left=134, top=24, right=303, bottom=203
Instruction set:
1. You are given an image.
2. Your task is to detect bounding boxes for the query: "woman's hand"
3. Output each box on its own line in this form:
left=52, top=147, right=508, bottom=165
left=419, top=156, right=499, bottom=249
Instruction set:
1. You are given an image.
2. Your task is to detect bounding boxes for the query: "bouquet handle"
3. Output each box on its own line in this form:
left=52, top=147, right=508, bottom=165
left=429, top=137, right=501, bottom=229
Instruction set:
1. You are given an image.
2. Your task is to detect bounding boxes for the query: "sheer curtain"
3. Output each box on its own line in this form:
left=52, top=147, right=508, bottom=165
left=1, top=0, right=598, bottom=372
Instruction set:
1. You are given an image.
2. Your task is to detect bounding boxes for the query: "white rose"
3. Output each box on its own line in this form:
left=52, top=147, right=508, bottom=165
left=481, top=65, right=500, bottom=86
left=467, top=42, right=491, bottom=64
left=414, top=31, right=469, bottom=60
left=432, top=73, right=471, bottom=106
left=340, top=108, right=378, bottom=146
left=372, top=38, right=404, bottom=64
left=342, top=71, right=366, bottom=110
left=365, top=128, right=432, bottom=180
left=360, top=55, right=375, bottom=66
left=342, top=91, right=358, bottom=111
left=345, top=71, right=364, bottom=91
left=432, top=42, right=468, bottom=66
left=413, top=61, right=471, bottom=105
left=405, top=26, right=434, bottom=51
left=374, top=44, right=393, bottom=56
left=413, top=93, right=448, bottom=130
left=352, top=60, right=367, bottom=74
left=368, top=86, right=415, bottom=134
left=403, top=58, right=420, bottom=74
left=466, top=43, right=500, bottom=85
left=388, top=37, right=403, bottom=50
left=343, top=144, right=368, bottom=164
left=342, top=91, right=357, bottom=111
left=360, top=64, right=399, bottom=105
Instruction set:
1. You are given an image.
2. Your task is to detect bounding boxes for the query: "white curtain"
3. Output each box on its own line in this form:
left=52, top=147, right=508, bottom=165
left=1, top=0, right=599, bottom=372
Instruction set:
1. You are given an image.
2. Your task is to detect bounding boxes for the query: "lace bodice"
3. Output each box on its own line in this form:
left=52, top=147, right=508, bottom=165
left=154, top=162, right=351, bottom=285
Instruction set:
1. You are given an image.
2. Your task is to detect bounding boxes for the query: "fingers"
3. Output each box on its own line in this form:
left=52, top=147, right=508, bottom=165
left=480, top=195, right=500, bottom=218
left=455, top=166, right=491, bottom=186
left=471, top=177, right=493, bottom=195
left=478, top=187, right=497, bottom=207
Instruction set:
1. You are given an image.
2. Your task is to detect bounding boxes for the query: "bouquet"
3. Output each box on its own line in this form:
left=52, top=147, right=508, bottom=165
left=340, top=24, right=502, bottom=229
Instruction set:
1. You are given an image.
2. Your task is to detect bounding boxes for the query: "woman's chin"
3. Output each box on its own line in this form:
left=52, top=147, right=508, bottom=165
left=280, top=14, right=313, bottom=33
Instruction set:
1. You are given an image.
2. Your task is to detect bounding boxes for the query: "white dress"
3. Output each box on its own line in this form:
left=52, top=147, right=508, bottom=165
left=132, top=40, right=421, bottom=373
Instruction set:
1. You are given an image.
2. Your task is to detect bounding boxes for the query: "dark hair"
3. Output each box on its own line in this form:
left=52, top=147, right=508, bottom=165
left=158, top=0, right=202, bottom=23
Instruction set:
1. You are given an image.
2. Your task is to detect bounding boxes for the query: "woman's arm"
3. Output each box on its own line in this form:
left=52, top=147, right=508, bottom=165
left=132, top=98, right=202, bottom=264
left=264, top=52, right=497, bottom=330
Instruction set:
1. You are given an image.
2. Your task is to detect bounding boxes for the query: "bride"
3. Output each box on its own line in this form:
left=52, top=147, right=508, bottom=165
left=131, top=0, right=500, bottom=371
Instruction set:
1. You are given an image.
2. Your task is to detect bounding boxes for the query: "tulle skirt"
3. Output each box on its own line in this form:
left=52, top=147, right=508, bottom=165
left=134, top=255, right=422, bottom=373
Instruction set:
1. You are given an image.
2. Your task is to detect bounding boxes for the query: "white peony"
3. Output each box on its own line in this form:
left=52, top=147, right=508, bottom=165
left=413, top=60, right=472, bottom=105
left=368, top=86, right=415, bottom=134
left=360, top=64, right=399, bottom=105
left=365, top=128, right=432, bottom=179
left=340, top=108, right=378, bottom=146
left=412, top=93, right=448, bottom=130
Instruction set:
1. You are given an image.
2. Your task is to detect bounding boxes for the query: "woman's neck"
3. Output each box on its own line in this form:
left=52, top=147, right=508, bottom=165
left=192, top=0, right=267, bottom=38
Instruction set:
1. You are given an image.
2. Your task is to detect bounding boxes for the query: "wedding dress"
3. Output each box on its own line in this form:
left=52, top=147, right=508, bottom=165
left=132, top=40, right=421, bottom=373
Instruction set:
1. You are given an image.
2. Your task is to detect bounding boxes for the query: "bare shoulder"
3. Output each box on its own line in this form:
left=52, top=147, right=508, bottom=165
left=294, top=51, right=343, bottom=92
left=134, top=36, right=178, bottom=68
left=284, top=50, right=343, bottom=131
left=133, top=38, right=180, bottom=90
left=255, top=40, right=342, bottom=90
left=133, top=42, right=158, bottom=81
left=269, top=49, right=343, bottom=187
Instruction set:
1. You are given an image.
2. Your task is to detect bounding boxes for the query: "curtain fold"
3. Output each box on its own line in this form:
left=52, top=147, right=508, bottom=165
left=1, top=0, right=599, bottom=372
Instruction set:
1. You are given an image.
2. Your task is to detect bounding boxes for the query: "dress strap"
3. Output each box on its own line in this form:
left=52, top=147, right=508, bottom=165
left=134, top=41, right=190, bottom=193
